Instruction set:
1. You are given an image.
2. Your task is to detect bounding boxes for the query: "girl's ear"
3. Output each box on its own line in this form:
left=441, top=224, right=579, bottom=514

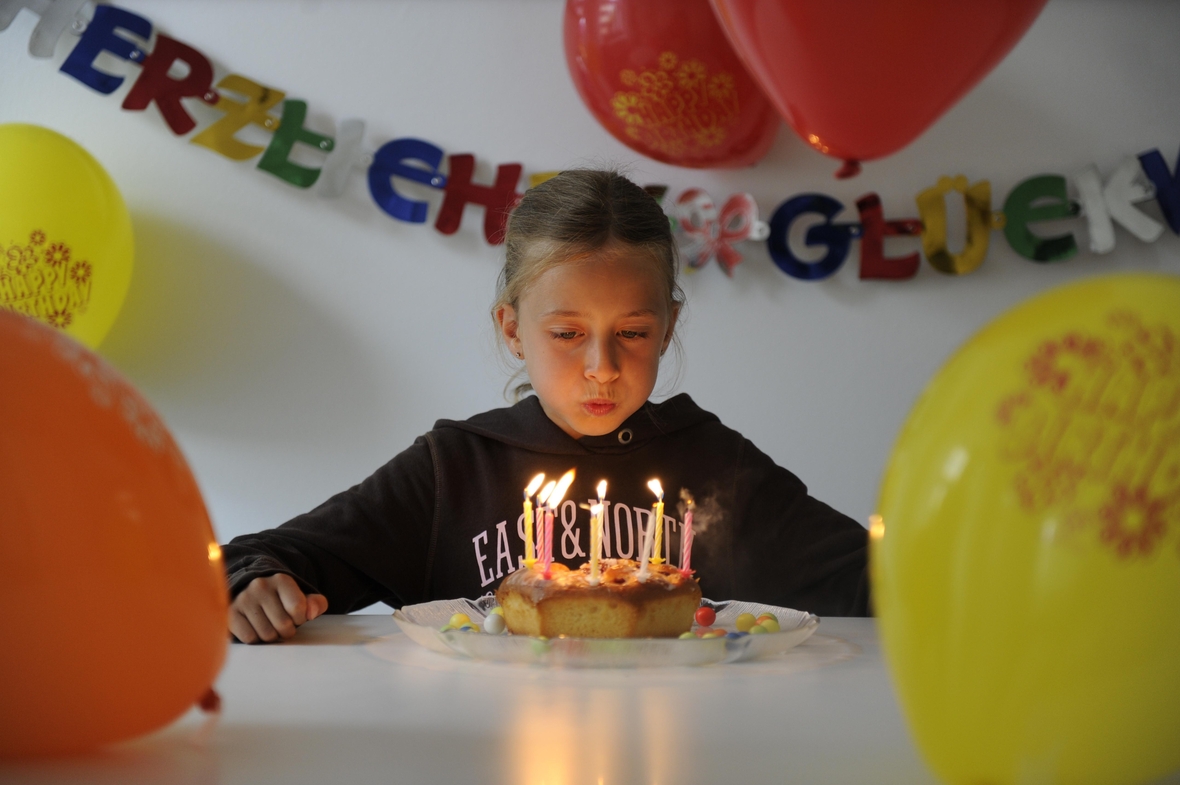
left=661, top=304, right=681, bottom=355
left=496, top=304, right=522, bottom=355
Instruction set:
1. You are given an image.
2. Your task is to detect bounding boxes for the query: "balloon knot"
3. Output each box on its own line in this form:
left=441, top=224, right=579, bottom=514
left=835, top=159, right=861, bottom=179
left=198, top=687, right=222, bottom=714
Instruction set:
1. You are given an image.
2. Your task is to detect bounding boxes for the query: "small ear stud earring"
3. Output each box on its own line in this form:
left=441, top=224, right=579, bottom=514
left=516, top=351, right=524, bottom=359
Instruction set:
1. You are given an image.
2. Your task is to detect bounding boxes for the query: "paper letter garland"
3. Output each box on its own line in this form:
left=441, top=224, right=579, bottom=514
left=673, top=189, right=768, bottom=276
left=5, top=3, right=1179, bottom=267
left=916, top=176, right=1003, bottom=275
left=1002, top=175, right=1079, bottom=263
left=58, top=5, right=150, bottom=94
left=855, top=193, right=924, bottom=280
left=121, top=35, right=216, bottom=135
left=257, top=100, right=334, bottom=188
left=191, top=75, right=285, bottom=161
left=367, top=137, right=447, bottom=223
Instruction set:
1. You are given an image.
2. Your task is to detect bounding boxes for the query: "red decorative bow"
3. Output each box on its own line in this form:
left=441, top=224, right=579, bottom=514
left=673, top=189, right=768, bottom=276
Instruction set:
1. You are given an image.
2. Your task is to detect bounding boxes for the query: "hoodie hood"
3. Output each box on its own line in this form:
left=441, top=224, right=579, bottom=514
left=433, top=393, right=720, bottom=456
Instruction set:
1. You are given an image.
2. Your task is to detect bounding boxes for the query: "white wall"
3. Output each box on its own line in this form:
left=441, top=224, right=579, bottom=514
left=3, top=0, right=1179, bottom=611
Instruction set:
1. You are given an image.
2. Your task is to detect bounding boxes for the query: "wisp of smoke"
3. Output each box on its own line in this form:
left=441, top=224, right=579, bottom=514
left=678, top=487, right=724, bottom=537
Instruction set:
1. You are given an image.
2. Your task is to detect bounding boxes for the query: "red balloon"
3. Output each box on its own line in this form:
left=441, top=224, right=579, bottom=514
left=709, top=0, right=1049, bottom=174
left=564, top=0, right=780, bottom=169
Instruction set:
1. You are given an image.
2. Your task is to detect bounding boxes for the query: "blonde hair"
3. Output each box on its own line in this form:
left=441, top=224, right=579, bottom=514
left=493, top=169, right=684, bottom=399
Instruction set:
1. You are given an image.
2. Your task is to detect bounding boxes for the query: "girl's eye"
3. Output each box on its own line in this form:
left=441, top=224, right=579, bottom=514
left=552, top=331, right=579, bottom=340
left=619, top=330, right=648, bottom=339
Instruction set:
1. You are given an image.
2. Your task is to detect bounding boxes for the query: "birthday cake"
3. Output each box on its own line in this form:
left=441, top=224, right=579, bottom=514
left=495, top=558, right=701, bottom=638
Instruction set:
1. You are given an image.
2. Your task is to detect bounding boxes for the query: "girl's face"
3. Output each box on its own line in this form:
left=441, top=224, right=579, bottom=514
left=497, top=248, right=678, bottom=439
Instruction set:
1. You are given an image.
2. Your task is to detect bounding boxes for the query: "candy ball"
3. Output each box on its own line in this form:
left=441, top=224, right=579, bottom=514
left=749, top=624, right=768, bottom=634
left=704, top=630, right=726, bottom=639
left=489, top=607, right=505, bottom=617
left=679, top=631, right=696, bottom=640
left=735, top=613, right=758, bottom=632
left=458, top=623, right=478, bottom=632
left=758, top=618, right=781, bottom=633
left=726, top=632, right=745, bottom=640
left=448, top=612, right=472, bottom=628
left=439, top=624, right=454, bottom=633
left=694, top=627, right=714, bottom=638
left=756, top=612, right=779, bottom=625
left=483, top=613, right=506, bottom=635
left=694, top=607, right=716, bottom=627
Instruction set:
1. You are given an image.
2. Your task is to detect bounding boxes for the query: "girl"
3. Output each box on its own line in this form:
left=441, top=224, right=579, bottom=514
left=225, top=170, right=869, bottom=644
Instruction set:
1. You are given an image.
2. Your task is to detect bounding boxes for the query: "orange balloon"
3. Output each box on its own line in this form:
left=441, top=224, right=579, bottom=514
left=0, top=311, right=227, bottom=757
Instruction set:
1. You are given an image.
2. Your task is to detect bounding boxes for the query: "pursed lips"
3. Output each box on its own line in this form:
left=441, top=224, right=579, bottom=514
left=582, top=399, right=617, bottom=416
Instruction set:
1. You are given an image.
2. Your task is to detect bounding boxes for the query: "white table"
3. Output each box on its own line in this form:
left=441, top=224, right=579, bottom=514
left=3, top=616, right=1178, bottom=785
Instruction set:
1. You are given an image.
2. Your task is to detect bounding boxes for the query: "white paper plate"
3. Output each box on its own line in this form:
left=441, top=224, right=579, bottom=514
left=392, top=595, right=819, bottom=668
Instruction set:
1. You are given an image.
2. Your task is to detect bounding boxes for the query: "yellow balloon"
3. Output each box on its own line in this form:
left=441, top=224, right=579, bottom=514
left=873, top=273, right=1180, bottom=785
left=0, top=124, right=134, bottom=349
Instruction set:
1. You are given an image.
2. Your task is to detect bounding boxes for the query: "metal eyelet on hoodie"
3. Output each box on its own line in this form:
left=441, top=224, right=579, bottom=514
left=617, top=428, right=633, bottom=444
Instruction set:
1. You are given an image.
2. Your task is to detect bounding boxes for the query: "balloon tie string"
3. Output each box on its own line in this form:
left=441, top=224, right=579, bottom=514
left=191, top=687, right=222, bottom=748
left=835, top=159, right=861, bottom=179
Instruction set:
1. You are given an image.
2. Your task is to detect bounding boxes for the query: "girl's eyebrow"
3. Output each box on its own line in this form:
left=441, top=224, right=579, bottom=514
left=539, top=308, right=657, bottom=318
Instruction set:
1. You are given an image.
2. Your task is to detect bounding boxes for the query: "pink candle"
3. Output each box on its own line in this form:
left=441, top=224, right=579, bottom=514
left=541, top=469, right=576, bottom=580
left=542, top=506, right=554, bottom=578
left=535, top=479, right=557, bottom=574
left=680, top=506, right=695, bottom=575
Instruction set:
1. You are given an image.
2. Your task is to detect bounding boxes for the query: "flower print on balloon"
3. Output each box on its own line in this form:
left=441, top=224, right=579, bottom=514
left=996, top=309, right=1180, bottom=560
left=1, top=230, right=94, bottom=329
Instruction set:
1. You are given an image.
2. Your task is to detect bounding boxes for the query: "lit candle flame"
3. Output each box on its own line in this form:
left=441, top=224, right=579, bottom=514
left=549, top=468, right=576, bottom=508
left=596, top=479, right=607, bottom=501
left=525, top=472, right=545, bottom=498
left=869, top=514, right=885, bottom=541
left=647, top=479, right=665, bottom=565
left=523, top=473, right=546, bottom=567
left=207, top=542, right=222, bottom=562
left=590, top=502, right=603, bottom=517
left=537, top=480, right=557, bottom=506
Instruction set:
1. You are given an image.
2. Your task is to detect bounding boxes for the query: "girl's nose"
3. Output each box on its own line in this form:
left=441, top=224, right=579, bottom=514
left=585, top=337, right=620, bottom=383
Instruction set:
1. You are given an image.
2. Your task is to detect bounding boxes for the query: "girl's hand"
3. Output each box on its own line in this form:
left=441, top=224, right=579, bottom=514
left=229, top=573, right=328, bottom=644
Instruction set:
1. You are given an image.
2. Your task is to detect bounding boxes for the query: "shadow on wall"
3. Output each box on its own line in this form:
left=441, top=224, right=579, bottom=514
left=100, top=215, right=383, bottom=447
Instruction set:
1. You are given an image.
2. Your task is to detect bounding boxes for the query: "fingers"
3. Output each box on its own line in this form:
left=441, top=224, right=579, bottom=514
left=257, top=586, right=300, bottom=640
left=229, top=606, right=254, bottom=643
left=307, top=593, right=329, bottom=621
left=240, top=591, right=284, bottom=643
left=229, top=605, right=266, bottom=644
left=229, top=575, right=323, bottom=644
left=273, top=573, right=310, bottom=626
